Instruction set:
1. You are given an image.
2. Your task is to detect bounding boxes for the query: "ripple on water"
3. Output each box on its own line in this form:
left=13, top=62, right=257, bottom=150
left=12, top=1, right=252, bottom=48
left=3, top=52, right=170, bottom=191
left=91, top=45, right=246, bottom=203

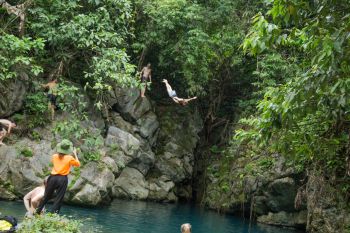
left=0, top=200, right=304, bottom=233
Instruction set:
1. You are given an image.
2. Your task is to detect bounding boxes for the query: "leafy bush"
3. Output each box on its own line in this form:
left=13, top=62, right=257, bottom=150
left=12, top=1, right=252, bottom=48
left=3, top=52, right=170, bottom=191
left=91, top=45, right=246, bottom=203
left=17, top=214, right=81, bottom=233
left=22, top=92, right=50, bottom=130
left=20, top=147, right=34, bottom=157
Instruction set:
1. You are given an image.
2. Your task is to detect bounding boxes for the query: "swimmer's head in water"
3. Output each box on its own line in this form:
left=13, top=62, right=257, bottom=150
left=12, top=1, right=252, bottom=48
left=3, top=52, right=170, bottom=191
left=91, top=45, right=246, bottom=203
left=181, top=223, right=191, bottom=233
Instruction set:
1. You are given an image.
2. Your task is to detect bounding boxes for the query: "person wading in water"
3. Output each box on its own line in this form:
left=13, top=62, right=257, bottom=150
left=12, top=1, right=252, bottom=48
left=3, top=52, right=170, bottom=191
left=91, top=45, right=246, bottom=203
left=140, top=63, right=152, bottom=98
left=42, top=79, right=59, bottom=121
left=35, top=139, right=80, bottom=214
left=24, top=178, right=47, bottom=217
left=162, top=79, right=197, bottom=106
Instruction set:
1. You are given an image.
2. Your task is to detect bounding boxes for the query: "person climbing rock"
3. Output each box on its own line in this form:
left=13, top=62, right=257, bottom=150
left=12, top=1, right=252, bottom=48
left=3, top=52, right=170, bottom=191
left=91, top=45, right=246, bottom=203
left=181, top=223, right=192, bottom=233
left=24, top=178, right=47, bottom=218
left=35, top=139, right=80, bottom=214
left=0, top=119, right=16, bottom=146
left=162, top=79, right=197, bottom=106
left=42, top=79, right=59, bottom=121
left=140, top=63, right=152, bottom=98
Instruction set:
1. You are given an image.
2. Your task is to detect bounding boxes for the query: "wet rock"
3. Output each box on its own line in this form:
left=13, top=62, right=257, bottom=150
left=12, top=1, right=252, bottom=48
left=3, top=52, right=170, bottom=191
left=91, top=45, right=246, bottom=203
left=257, top=211, right=307, bottom=228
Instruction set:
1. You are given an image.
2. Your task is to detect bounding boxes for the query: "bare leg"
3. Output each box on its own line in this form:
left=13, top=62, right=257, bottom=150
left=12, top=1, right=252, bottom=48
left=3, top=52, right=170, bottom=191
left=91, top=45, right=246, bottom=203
left=140, top=85, right=146, bottom=98
left=49, top=103, right=55, bottom=121
left=0, top=130, right=7, bottom=145
left=162, top=79, right=173, bottom=93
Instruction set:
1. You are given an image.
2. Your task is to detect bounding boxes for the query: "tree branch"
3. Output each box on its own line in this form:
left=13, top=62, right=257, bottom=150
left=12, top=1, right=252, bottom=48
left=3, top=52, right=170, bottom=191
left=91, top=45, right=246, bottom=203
left=0, top=0, right=32, bottom=36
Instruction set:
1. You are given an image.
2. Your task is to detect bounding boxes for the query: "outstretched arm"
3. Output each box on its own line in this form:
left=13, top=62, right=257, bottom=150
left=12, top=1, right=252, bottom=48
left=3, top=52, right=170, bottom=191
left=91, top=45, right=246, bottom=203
left=184, top=96, right=197, bottom=102
left=140, top=68, right=144, bottom=78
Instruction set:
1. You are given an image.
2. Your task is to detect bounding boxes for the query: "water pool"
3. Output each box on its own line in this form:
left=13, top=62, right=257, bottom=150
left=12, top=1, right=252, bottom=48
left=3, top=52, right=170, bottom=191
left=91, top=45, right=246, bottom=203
left=0, top=200, right=304, bottom=233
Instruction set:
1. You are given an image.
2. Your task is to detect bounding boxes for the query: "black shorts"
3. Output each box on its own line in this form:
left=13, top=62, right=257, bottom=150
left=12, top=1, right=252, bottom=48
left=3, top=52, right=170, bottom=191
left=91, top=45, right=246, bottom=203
left=141, top=76, right=147, bottom=83
left=47, top=94, right=59, bottom=109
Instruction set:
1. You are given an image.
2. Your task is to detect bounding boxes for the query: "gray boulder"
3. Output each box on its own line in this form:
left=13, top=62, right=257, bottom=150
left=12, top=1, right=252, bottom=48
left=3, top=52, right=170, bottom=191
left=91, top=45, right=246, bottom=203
left=0, top=77, right=27, bottom=118
left=112, top=167, right=149, bottom=200
left=257, top=211, right=307, bottom=228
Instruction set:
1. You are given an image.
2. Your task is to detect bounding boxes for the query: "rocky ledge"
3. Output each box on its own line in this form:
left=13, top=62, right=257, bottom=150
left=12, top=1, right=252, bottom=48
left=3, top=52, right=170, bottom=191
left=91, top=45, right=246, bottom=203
left=0, top=87, right=202, bottom=206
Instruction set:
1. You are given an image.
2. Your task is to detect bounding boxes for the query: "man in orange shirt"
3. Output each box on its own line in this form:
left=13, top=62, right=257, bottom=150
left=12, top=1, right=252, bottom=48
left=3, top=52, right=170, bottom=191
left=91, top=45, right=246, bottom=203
left=36, top=139, right=80, bottom=214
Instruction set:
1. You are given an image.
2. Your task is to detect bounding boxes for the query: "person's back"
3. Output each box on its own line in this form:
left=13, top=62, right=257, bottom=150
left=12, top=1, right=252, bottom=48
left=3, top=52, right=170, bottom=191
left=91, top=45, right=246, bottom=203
left=51, top=153, right=80, bottom=175
left=24, top=181, right=46, bottom=217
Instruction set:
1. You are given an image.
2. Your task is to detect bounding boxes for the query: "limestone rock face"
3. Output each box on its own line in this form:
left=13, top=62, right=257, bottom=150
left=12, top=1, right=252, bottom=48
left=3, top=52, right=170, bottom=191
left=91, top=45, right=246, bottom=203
left=0, top=78, right=27, bottom=118
left=112, top=167, right=149, bottom=200
left=306, top=173, right=350, bottom=233
left=0, top=85, right=202, bottom=206
left=204, top=155, right=306, bottom=229
left=68, top=162, right=115, bottom=206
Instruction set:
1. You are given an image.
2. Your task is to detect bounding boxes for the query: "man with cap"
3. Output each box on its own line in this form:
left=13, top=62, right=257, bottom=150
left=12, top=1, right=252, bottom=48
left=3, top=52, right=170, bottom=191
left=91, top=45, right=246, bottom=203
left=36, top=139, right=80, bottom=214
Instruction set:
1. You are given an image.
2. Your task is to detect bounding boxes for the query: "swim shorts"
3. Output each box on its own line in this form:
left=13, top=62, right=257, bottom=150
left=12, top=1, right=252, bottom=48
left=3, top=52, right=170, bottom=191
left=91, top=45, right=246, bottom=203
left=167, top=90, right=177, bottom=98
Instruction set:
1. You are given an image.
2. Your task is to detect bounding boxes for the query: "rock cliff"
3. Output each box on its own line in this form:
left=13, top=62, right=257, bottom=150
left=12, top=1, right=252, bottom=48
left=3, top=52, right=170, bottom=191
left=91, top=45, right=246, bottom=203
left=0, top=85, right=202, bottom=205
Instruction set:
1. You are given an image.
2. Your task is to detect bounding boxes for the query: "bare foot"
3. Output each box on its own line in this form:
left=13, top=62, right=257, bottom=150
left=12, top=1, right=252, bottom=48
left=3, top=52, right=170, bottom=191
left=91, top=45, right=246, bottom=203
left=162, top=79, right=167, bottom=83
left=0, top=142, right=5, bottom=146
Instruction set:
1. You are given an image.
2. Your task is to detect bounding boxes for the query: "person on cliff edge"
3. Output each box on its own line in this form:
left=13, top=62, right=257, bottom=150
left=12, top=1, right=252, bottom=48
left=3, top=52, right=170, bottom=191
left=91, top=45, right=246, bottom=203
left=140, top=63, right=152, bottom=98
left=35, top=139, right=80, bottom=214
left=42, top=79, right=59, bottom=121
left=0, top=119, right=16, bottom=146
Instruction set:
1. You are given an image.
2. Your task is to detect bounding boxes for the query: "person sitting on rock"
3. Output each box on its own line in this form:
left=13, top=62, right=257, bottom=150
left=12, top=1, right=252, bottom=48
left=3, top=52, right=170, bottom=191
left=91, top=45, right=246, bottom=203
left=140, top=63, right=152, bottom=98
left=162, top=79, right=197, bottom=106
left=36, top=139, right=80, bottom=214
left=24, top=178, right=47, bottom=218
left=42, top=79, right=59, bottom=121
left=0, top=119, right=16, bottom=146
left=181, top=223, right=192, bottom=233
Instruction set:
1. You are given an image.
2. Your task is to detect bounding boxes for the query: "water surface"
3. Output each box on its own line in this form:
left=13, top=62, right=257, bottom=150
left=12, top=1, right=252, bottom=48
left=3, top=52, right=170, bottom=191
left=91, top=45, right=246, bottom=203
left=0, top=200, right=303, bottom=233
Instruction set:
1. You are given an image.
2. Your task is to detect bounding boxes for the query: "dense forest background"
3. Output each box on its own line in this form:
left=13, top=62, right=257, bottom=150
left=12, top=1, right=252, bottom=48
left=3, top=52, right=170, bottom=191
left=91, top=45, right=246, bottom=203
left=1, top=0, right=349, bottom=230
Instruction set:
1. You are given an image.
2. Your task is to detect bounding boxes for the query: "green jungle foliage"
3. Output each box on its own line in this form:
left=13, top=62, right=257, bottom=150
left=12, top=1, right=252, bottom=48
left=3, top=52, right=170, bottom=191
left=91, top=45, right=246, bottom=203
left=1, top=0, right=349, bottom=203
left=17, top=214, right=81, bottom=233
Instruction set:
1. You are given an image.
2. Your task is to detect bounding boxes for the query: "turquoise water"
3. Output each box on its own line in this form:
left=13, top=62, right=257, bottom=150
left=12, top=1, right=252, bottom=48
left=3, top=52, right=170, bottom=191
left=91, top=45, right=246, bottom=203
left=0, top=200, right=303, bottom=233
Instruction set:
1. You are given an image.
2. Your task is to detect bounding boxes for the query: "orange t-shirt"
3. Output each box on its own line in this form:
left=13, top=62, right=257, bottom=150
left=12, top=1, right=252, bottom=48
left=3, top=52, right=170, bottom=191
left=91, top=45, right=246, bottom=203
left=51, top=154, right=80, bottom=176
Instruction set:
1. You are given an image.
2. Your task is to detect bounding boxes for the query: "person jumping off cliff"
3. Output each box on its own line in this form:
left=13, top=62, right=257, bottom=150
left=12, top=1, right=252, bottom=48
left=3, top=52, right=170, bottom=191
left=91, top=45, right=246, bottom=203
left=140, top=63, right=152, bottom=98
left=0, top=119, right=16, bottom=146
left=42, top=79, right=59, bottom=121
left=162, top=79, right=197, bottom=106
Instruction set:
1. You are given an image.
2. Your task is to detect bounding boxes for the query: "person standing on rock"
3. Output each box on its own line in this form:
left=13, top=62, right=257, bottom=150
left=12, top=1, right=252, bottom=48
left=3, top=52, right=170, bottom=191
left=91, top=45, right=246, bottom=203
left=181, top=223, right=192, bottom=233
left=162, top=79, right=197, bottom=106
left=24, top=178, right=47, bottom=217
left=35, top=139, right=80, bottom=214
left=140, top=63, right=152, bottom=98
left=42, top=79, right=59, bottom=121
left=0, top=119, right=16, bottom=146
